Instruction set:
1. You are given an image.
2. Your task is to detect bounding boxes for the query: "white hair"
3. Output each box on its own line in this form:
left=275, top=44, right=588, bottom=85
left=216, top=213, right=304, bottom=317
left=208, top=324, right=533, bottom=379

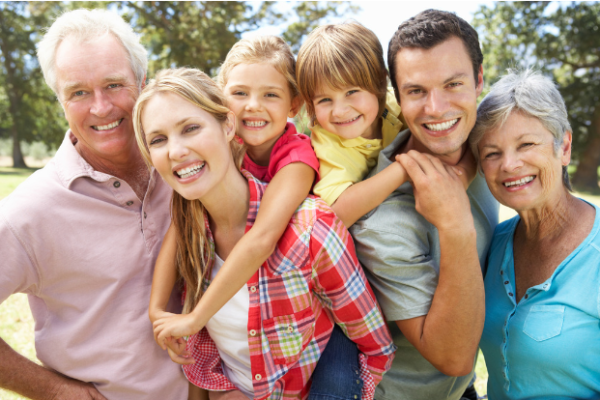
left=37, top=9, right=148, bottom=97
left=470, top=69, right=572, bottom=189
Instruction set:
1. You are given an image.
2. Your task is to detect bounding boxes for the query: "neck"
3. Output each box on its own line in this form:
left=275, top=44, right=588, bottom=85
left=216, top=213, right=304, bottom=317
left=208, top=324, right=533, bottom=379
left=202, top=165, right=250, bottom=239
left=517, top=190, right=577, bottom=241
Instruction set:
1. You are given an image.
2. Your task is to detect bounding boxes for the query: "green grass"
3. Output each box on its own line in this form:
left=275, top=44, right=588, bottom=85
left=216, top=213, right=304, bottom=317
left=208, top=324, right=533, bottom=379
left=0, top=167, right=39, bottom=200
left=1, top=166, right=599, bottom=399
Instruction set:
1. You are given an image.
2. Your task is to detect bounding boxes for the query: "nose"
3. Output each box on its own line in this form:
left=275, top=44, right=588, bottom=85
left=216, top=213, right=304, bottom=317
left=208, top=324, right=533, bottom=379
left=168, top=136, right=190, bottom=161
left=501, top=150, right=523, bottom=172
left=245, top=94, right=262, bottom=112
left=424, top=88, right=450, bottom=118
left=331, top=101, right=349, bottom=119
left=89, top=90, right=114, bottom=117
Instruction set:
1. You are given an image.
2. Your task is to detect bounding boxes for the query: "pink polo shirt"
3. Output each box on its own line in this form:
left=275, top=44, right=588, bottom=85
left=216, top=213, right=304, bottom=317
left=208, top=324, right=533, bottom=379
left=0, top=132, right=188, bottom=399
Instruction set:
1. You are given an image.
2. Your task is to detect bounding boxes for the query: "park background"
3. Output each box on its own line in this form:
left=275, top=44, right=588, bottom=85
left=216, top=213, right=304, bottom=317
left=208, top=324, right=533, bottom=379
left=1, top=1, right=599, bottom=399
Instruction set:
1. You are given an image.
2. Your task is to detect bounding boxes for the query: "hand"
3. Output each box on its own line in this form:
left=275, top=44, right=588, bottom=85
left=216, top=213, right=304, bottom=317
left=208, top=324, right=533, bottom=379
left=209, top=390, right=249, bottom=400
left=50, top=378, right=108, bottom=400
left=396, top=150, right=473, bottom=232
left=165, top=337, right=195, bottom=365
left=153, top=313, right=202, bottom=350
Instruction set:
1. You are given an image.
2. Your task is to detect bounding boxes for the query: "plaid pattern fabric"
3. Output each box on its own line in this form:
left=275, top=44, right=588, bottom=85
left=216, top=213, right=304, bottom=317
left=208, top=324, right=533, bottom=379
left=184, top=170, right=395, bottom=400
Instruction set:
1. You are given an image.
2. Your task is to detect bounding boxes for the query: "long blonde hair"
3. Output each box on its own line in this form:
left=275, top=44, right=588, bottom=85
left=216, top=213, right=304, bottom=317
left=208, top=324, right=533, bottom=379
left=133, top=68, right=245, bottom=313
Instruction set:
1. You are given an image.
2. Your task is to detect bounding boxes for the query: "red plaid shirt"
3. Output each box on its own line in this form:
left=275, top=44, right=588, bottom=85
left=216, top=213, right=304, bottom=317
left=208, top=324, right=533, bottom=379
left=183, top=170, right=395, bottom=400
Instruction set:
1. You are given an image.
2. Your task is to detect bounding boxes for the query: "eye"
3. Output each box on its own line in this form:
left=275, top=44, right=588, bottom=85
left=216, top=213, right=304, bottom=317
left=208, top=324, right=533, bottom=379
left=483, top=151, right=499, bottom=159
left=184, top=124, right=200, bottom=133
left=265, top=93, right=279, bottom=98
left=232, top=91, right=246, bottom=96
left=73, top=90, right=85, bottom=97
left=519, top=142, right=534, bottom=149
left=448, top=82, right=462, bottom=88
left=149, top=137, right=166, bottom=146
left=316, top=97, right=331, bottom=105
left=347, top=89, right=359, bottom=96
left=407, top=88, right=423, bottom=95
left=108, top=83, right=122, bottom=89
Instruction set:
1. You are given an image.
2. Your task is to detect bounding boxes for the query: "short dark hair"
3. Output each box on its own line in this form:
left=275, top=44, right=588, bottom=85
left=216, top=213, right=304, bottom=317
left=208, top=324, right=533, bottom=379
left=388, top=9, right=483, bottom=98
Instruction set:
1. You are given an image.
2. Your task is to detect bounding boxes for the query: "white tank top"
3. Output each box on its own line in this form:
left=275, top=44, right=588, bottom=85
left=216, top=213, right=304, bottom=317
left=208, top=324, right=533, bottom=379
left=205, top=254, right=253, bottom=399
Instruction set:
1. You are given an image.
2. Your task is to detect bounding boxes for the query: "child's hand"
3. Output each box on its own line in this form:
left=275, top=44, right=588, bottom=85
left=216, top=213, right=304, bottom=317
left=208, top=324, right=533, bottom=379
left=153, top=313, right=204, bottom=350
left=164, top=336, right=195, bottom=365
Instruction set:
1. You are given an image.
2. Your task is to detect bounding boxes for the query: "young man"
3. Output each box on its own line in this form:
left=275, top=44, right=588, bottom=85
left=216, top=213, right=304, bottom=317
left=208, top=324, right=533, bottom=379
left=350, top=9, right=499, bottom=400
left=0, top=9, right=189, bottom=399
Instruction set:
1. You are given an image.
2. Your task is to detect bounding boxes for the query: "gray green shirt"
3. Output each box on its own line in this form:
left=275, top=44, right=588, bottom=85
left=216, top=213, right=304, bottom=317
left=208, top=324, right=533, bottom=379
left=350, top=129, right=498, bottom=400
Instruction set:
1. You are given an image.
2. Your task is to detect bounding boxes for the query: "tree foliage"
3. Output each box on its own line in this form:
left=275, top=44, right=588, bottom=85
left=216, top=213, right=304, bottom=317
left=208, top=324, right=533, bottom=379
left=0, top=1, right=355, bottom=167
left=473, top=1, right=600, bottom=191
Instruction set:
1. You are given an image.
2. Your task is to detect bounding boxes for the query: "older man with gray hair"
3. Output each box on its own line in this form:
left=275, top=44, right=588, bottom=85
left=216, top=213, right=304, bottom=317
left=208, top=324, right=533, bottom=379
left=0, top=9, right=189, bottom=399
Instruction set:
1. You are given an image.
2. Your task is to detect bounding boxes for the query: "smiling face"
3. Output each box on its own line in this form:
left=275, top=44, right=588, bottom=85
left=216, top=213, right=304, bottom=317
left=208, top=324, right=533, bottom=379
left=478, top=111, right=571, bottom=212
left=223, top=62, right=299, bottom=165
left=312, top=85, right=381, bottom=140
left=56, top=34, right=141, bottom=166
left=141, top=91, right=236, bottom=201
left=394, top=36, right=483, bottom=164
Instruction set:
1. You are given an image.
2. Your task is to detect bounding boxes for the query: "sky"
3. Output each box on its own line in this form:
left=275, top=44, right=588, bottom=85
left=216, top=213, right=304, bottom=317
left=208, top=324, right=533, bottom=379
left=243, top=1, right=494, bottom=59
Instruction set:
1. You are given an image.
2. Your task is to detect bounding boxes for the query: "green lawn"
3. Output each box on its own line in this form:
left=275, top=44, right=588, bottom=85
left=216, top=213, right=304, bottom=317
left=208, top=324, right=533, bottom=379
left=0, top=166, right=599, bottom=399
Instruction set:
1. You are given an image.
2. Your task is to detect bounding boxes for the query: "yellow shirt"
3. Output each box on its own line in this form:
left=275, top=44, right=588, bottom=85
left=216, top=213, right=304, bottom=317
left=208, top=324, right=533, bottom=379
left=312, top=91, right=403, bottom=206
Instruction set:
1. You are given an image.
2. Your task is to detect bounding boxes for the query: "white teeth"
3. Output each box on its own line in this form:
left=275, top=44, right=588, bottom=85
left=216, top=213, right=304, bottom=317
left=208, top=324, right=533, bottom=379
left=424, top=118, right=458, bottom=132
left=94, top=119, right=122, bottom=131
left=176, top=162, right=205, bottom=178
left=244, top=120, right=267, bottom=127
left=334, top=115, right=360, bottom=124
left=503, top=176, right=535, bottom=187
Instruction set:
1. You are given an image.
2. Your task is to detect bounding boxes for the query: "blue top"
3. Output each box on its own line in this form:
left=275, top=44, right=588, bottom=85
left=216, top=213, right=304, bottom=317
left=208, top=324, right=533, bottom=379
left=480, top=202, right=600, bottom=400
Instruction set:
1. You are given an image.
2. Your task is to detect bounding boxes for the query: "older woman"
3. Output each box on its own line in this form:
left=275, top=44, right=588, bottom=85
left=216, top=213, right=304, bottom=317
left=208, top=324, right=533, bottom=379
left=470, top=69, right=600, bottom=399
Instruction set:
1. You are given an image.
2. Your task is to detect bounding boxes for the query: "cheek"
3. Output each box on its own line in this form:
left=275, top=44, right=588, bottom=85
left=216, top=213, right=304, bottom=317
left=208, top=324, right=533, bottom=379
left=538, top=157, right=561, bottom=195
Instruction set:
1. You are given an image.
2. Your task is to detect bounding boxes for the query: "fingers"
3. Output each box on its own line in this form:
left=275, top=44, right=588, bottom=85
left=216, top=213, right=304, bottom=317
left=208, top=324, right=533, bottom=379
left=166, top=337, right=195, bottom=365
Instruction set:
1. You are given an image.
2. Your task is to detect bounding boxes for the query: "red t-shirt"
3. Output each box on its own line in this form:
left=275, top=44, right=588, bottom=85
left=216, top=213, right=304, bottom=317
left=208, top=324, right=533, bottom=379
left=242, top=122, right=320, bottom=183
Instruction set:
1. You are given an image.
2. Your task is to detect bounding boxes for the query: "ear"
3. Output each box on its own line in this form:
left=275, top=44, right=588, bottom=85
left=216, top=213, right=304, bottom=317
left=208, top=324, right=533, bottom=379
left=475, top=65, right=484, bottom=97
left=288, top=95, right=303, bottom=119
left=141, top=74, right=147, bottom=90
left=224, top=111, right=237, bottom=142
left=560, top=131, right=572, bottom=166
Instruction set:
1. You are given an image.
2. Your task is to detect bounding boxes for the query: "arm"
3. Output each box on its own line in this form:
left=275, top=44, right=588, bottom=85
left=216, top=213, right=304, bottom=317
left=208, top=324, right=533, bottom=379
left=332, top=161, right=407, bottom=228
left=0, top=337, right=107, bottom=400
left=395, top=151, right=484, bottom=376
left=154, top=163, right=314, bottom=342
left=149, top=222, right=179, bottom=324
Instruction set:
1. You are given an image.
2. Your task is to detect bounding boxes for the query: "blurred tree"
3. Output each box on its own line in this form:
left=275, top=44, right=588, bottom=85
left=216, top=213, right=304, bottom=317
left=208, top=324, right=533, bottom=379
left=0, top=2, right=67, bottom=168
left=474, top=1, right=600, bottom=192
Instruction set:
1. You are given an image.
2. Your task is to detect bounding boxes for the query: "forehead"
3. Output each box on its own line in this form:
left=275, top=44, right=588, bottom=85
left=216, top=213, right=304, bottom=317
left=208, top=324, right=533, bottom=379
left=480, top=112, right=552, bottom=145
left=226, top=62, right=288, bottom=88
left=393, top=36, right=473, bottom=86
left=55, top=34, right=134, bottom=91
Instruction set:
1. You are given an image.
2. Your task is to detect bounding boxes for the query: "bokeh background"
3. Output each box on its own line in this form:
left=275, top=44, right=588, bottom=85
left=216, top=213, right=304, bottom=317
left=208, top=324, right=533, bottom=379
left=1, top=2, right=600, bottom=399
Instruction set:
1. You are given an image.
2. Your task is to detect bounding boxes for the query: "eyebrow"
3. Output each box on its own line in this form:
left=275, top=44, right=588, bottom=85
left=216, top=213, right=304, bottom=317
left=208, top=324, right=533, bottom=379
left=146, top=117, right=193, bottom=136
left=400, top=72, right=469, bottom=91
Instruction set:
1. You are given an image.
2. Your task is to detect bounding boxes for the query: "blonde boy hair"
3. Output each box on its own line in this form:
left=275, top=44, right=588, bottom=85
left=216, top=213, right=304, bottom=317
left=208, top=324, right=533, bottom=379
left=297, top=21, right=388, bottom=119
left=217, top=35, right=300, bottom=98
left=133, top=68, right=245, bottom=314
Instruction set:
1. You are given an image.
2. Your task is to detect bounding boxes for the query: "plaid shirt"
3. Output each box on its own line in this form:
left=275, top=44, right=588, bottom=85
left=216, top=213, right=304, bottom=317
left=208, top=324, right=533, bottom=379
left=183, top=170, right=395, bottom=400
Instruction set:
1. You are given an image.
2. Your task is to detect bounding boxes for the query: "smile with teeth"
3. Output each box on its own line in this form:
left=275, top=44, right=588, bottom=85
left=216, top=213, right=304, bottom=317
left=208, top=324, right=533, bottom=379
left=334, top=115, right=360, bottom=125
left=504, top=176, right=535, bottom=187
left=424, top=118, right=459, bottom=132
left=244, top=120, right=267, bottom=127
left=175, top=162, right=205, bottom=179
left=93, top=119, right=123, bottom=131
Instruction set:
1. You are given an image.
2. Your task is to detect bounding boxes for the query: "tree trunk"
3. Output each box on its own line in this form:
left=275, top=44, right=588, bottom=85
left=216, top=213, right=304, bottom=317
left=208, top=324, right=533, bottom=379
left=572, top=105, right=600, bottom=192
left=11, top=127, right=26, bottom=168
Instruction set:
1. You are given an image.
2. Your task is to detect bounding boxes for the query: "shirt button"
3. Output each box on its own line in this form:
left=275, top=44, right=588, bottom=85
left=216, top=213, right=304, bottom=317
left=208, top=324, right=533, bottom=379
left=144, top=212, right=147, bottom=219
left=250, top=286, right=257, bottom=293
left=508, top=292, right=513, bottom=296
left=504, top=281, right=509, bottom=284
left=126, top=201, right=134, bottom=206
left=500, top=270, right=503, bottom=275
left=250, top=329, right=257, bottom=336
left=254, top=374, right=262, bottom=381
left=366, top=144, right=372, bottom=148
left=113, top=181, right=121, bottom=188
left=287, top=325, right=293, bottom=332
left=543, top=283, right=549, bottom=289
left=525, top=294, right=529, bottom=299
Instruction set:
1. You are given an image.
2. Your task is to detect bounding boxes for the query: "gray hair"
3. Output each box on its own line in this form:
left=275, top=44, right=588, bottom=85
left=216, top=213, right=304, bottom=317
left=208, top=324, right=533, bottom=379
left=37, top=9, right=148, bottom=98
left=470, top=69, right=572, bottom=190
